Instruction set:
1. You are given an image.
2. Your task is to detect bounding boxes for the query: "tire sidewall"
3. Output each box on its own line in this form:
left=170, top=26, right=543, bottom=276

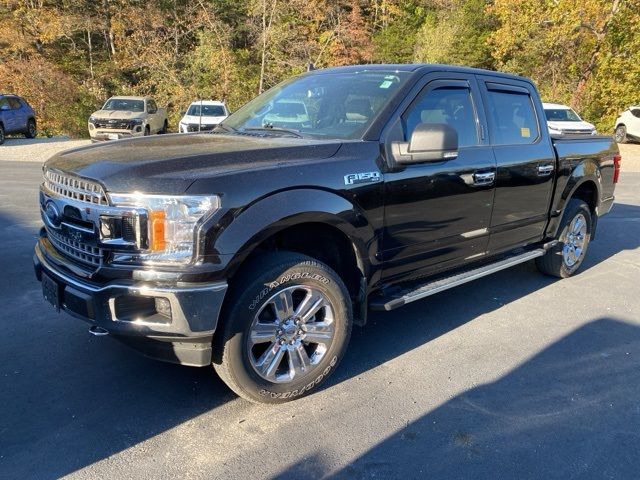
left=220, top=258, right=352, bottom=403
left=615, top=125, right=627, bottom=143
left=558, top=201, right=592, bottom=277
left=0, top=124, right=4, bottom=145
left=27, top=119, right=36, bottom=138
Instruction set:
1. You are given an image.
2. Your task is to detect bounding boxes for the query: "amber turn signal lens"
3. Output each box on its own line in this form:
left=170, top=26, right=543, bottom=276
left=149, top=210, right=166, bottom=251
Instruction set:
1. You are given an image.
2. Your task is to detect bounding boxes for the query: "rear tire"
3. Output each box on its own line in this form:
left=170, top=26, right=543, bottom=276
left=159, top=120, right=168, bottom=134
left=144, top=125, right=150, bottom=136
left=536, top=199, right=592, bottom=278
left=25, top=119, right=37, bottom=139
left=213, top=251, right=352, bottom=404
left=0, top=124, right=4, bottom=145
left=615, top=125, right=627, bottom=144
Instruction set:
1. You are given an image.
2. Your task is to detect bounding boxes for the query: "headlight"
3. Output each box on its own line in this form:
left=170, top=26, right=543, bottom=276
left=109, top=193, right=220, bottom=265
left=89, top=116, right=98, bottom=124
left=131, top=118, right=144, bottom=125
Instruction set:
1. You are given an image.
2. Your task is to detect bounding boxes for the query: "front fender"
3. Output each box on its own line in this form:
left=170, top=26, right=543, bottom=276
left=205, top=188, right=377, bottom=277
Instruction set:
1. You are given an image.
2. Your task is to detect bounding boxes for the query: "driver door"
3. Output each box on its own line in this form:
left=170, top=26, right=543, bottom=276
left=381, top=73, right=497, bottom=283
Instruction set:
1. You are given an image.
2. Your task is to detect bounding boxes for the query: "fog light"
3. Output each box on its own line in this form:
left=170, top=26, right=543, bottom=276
left=155, top=297, right=172, bottom=318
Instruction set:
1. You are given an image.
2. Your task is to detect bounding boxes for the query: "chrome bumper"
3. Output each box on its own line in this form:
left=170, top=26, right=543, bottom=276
left=34, top=239, right=228, bottom=366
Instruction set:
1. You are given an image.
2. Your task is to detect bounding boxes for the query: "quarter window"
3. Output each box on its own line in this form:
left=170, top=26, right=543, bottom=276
left=486, top=90, right=539, bottom=145
left=403, top=87, right=479, bottom=148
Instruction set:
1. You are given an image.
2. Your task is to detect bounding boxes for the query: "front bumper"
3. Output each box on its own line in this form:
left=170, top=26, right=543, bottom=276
left=33, top=239, right=228, bottom=367
left=89, top=127, right=145, bottom=141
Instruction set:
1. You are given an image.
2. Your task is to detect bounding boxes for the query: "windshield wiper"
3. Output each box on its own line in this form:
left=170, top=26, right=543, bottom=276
left=241, top=126, right=304, bottom=138
left=214, top=123, right=237, bottom=133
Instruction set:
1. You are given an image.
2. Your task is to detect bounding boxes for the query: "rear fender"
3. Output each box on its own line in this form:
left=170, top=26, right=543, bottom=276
left=547, top=161, right=601, bottom=238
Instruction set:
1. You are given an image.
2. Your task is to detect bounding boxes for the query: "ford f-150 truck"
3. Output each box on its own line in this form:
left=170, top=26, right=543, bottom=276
left=34, top=65, right=621, bottom=403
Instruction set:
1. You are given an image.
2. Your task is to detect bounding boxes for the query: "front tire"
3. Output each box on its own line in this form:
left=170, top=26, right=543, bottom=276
left=536, top=199, right=592, bottom=278
left=615, top=125, right=627, bottom=144
left=25, top=119, right=37, bottom=139
left=0, top=124, right=4, bottom=145
left=214, top=252, right=352, bottom=404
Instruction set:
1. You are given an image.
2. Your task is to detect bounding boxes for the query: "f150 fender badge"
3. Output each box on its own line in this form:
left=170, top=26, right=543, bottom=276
left=344, top=171, right=382, bottom=186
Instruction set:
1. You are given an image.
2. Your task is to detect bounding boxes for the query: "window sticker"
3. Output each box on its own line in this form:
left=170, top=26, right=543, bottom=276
left=521, top=127, right=531, bottom=138
left=379, top=81, right=393, bottom=89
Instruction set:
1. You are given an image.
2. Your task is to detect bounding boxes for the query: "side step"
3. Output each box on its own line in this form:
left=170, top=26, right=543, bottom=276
left=370, top=249, right=546, bottom=311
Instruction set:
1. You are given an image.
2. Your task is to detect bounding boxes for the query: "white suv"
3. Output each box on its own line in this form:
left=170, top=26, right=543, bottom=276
left=614, top=107, right=640, bottom=143
left=179, top=101, right=229, bottom=133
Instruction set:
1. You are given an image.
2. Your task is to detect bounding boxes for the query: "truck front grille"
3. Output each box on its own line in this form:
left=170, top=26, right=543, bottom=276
left=93, top=119, right=134, bottom=130
left=47, top=228, right=104, bottom=267
left=44, top=169, right=109, bottom=206
left=186, top=123, right=216, bottom=132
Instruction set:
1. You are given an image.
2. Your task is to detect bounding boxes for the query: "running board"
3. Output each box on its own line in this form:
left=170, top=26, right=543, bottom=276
left=370, top=249, right=546, bottom=311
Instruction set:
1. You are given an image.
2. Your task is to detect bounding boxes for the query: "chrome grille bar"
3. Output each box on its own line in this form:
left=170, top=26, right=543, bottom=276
left=47, top=228, right=104, bottom=267
left=44, top=169, right=108, bottom=206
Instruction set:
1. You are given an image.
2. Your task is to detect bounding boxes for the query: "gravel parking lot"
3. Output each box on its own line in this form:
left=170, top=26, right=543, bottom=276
left=0, top=141, right=639, bottom=479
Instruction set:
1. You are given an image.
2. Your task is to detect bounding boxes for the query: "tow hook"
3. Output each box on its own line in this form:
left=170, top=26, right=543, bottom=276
left=89, top=326, right=109, bottom=336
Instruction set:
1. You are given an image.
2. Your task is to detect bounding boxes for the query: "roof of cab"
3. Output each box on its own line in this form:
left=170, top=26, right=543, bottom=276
left=307, top=63, right=532, bottom=82
left=543, top=102, right=572, bottom=109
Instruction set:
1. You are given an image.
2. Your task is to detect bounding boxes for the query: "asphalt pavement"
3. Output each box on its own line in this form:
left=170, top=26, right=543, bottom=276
left=1, top=161, right=639, bottom=479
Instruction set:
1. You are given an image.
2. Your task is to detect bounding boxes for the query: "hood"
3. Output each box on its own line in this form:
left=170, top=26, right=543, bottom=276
left=91, top=109, right=146, bottom=120
left=547, top=120, right=595, bottom=132
left=44, top=132, right=342, bottom=194
left=181, top=115, right=227, bottom=125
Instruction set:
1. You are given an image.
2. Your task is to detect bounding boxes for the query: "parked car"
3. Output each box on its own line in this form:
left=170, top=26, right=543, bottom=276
left=543, top=103, right=597, bottom=135
left=262, top=99, right=311, bottom=129
left=88, top=96, right=168, bottom=141
left=35, top=65, right=620, bottom=404
left=0, top=94, right=37, bottom=145
left=614, top=106, right=640, bottom=143
left=179, top=100, right=229, bottom=133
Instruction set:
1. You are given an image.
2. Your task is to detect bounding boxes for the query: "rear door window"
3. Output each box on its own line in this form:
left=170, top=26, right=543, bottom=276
left=7, top=97, right=22, bottom=110
left=485, top=87, right=539, bottom=145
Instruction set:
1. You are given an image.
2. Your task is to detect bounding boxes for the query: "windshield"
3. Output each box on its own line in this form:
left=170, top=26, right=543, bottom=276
left=223, top=71, right=410, bottom=139
left=103, top=99, right=145, bottom=112
left=544, top=108, right=581, bottom=122
left=187, top=104, right=226, bottom=117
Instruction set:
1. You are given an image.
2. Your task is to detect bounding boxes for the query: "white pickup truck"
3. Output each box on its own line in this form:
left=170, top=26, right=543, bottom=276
left=88, top=96, right=168, bottom=141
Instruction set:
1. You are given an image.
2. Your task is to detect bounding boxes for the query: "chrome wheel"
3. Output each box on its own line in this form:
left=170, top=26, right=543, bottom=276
left=28, top=121, right=36, bottom=137
left=247, top=285, right=335, bottom=384
left=562, top=213, right=588, bottom=267
left=615, top=126, right=626, bottom=143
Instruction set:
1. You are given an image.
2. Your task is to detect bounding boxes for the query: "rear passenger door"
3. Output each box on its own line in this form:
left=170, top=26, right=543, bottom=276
left=8, top=97, right=27, bottom=132
left=0, top=97, right=16, bottom=132
left=477, top=76, right=556, bottom=253
left=146, top=99, right=160, bottom=132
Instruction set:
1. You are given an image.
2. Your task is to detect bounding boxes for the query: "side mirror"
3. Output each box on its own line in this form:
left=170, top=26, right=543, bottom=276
left=392, top=123, right=459, bottom=165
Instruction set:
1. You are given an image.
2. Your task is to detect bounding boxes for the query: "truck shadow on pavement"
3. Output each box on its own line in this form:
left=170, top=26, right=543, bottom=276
left=273, top=317, right=640, bottom=479
left=0, top=201, right=638, bottom=479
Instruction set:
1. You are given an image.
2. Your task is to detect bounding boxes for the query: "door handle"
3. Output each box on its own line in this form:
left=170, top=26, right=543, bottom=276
left=537, top=164, right=555, bottom=176
left=473, top=171, right=496, bottom=186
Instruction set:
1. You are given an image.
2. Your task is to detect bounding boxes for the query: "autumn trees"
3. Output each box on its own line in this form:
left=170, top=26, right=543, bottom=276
left=0, top=0, right=638, bottom=136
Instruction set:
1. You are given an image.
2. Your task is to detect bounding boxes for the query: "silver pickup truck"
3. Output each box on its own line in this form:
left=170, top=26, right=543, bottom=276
left=88, top=96, right=168, bottom=142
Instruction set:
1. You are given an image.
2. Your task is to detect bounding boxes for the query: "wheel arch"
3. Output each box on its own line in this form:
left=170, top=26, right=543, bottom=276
left=207, top=188, right=376, bottom=305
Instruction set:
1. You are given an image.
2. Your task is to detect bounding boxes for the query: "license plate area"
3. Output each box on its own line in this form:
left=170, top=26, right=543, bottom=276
left=42, top=272, right=61, bottom=311
left=107, top=133, right=119, bottom=140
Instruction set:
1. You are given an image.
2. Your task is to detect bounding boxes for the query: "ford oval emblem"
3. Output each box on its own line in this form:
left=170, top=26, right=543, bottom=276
left=45, top=201, right=61, bottom=227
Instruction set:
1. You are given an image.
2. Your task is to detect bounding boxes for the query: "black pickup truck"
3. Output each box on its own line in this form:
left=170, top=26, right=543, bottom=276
left=34, top=64, right=621, bottom=403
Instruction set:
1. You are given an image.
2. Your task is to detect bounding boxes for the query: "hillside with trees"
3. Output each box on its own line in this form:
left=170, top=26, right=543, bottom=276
left=0, top=0, right=638, bottom=136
